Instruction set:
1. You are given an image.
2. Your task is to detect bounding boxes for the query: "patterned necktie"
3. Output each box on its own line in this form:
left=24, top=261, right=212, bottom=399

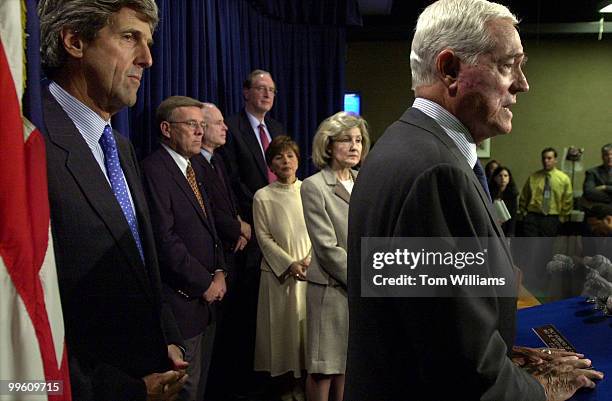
left=542, top=174, right=551, bottom=215
left=258, top=123, right=276, bottom=183
left=186, top=161, right=207, bottom=218
left=473, top=159, right=492, bottom=203
left=99, top=125, right=144, bottom=261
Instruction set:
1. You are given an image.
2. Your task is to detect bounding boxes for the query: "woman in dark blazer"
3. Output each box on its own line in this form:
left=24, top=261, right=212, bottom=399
left=301, top=112, right=370, bottom=401
left=489, top=166, right=519, bottom=236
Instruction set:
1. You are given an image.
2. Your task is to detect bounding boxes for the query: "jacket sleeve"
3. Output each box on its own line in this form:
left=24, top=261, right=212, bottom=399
left=583, top=169, right=612, bottom=203
left=253, top=191, right=295, bottom=278
left=141, top=163, right=213, bottom=298
left=301, top=178, right=348, bottom=286
left=395, top=164, right=546, bottom=401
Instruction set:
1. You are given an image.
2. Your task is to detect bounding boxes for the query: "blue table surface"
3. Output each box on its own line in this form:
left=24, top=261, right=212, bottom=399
left=516, top=297, right=612, bottom=401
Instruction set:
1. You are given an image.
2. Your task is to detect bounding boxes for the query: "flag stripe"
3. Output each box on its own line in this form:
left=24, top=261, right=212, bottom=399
left=0, top=1, right=71, bottom=398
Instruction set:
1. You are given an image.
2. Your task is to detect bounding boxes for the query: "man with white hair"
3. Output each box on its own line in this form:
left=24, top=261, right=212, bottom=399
left=346, top=0, right=603, bottom=400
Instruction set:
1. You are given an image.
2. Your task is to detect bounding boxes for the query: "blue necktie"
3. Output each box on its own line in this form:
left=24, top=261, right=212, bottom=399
left=473, top=159, right=492, bottom=203
left=99, top=125, right=144, bottom=261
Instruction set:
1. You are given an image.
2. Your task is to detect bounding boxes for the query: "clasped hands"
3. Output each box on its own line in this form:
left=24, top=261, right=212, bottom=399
left=289, top=256, right=311, bottom=281
left=512, top=345, right=604, bottom=401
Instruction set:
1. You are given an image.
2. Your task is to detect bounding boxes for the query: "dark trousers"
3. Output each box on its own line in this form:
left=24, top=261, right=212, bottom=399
left=522, top=212, right=562, bottom=237
left=205, top=241, right=263, bottom=400
left=180, top=322, right=216, bottom=401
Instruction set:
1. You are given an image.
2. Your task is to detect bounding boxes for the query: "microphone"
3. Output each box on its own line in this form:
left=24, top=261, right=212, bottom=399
left=583, top=255, right=612, bottom=282
left=546, top=254, right=575, bottom=274
left=582, top=268, right=612, bottom=299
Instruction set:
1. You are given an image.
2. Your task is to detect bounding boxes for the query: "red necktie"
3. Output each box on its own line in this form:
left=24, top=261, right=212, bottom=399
left=258, top=124, right=276, bottom=183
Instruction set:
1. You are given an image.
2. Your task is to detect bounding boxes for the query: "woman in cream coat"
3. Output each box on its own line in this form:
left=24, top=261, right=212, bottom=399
left=301, top=112, right=370, bottom=401
left=253, top=136, right=311, bottom=400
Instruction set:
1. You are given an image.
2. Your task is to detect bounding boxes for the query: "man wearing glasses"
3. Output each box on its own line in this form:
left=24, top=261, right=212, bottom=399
left=142, top=96, right=226, bottom=401
left=218, top=69, right=287, bottom=397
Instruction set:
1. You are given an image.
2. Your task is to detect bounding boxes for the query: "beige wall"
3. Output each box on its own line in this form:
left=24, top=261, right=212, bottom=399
left=346, top=37, right=612, bottom=194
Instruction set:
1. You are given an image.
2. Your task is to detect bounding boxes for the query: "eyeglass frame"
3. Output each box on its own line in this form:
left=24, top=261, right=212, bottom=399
left=166, top=120, right=207, bottom=130
left=250, top=85, right=277, bottom=95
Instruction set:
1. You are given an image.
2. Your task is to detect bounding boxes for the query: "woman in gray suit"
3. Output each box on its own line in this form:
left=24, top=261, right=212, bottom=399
left=301, top=112, right=370, bottom=401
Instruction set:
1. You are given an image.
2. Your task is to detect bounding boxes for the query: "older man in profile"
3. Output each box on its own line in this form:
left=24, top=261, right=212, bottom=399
left=346, top=1, right=603, bottom=400
left=38, top=0, right=187, bottom=400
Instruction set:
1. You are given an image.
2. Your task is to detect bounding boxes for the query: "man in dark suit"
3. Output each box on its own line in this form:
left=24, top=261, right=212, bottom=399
left=196, top=103, right=251, bottom=270
left=346, top=1, right=602, bottom=400
left=221, top=69, right=286, bottom=223
left=218, top=70, right=286, bottom=396
left=583, top=143, right=612, bottom=205
left=38, top=1, right=187, bottom=400
left=142, top=96, right=227, bottom=401
left=193, top=103, right=251, bottom=401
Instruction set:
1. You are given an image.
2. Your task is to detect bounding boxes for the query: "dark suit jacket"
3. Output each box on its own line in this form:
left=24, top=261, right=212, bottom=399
left=583, top=165, right=612, bottom=204
left=193, top=153, right=241, bottom=268
left=345, top=107, right=545, bottom=401
left=141, top=147, right=224, bottom=339
left=42, top=86, right=182, bottom=401
left=219, top=109, right=285, bottom=223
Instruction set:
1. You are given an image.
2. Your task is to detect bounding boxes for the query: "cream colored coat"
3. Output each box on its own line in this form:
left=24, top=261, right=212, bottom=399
left=253, top=180, right=311, bottom=377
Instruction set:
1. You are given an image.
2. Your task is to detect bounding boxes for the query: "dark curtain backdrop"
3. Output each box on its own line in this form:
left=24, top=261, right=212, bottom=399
left=111, top=0, right=361, bottom=178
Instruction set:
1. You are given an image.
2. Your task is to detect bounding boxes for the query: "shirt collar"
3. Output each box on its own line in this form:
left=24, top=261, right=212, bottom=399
left=200, top=148, right=213, bottom=163
left=161, top=143, right=190, bottom=177
left=48, top=81, right=111, bottom=147
left=412, top=97, right=477, bottom=168
left=246, top=110, right=265, bottom=132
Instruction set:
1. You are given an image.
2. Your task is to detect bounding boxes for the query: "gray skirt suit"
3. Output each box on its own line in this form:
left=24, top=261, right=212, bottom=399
left=301, top=166, right=356, bottom=374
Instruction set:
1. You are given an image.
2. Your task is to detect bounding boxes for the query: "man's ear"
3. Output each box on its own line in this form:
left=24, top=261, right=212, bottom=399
left=436, top=49, right=460, bottom=94
left=60, top=27, right=85, bottom=59
left=160, top=122, right=172, bottom=139
left=604, top=215, right=612, bottom=229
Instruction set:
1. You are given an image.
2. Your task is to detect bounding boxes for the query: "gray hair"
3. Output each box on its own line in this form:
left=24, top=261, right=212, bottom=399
left=602, top=143, right=612, bottom=154
left=410, top=0, right=518, bottom=89
left=243, top=69, right=273, bottom=89
left=311, top=111, right=370, bottom=170
left=38, top=0, right=159, bottom=71
left=155, top=96, right=204, bottom=129
left=201, top=102, right=218, bottom=121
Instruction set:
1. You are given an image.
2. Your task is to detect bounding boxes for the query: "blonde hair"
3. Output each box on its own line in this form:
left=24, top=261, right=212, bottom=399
left=311, top=111, right=370, bottom=170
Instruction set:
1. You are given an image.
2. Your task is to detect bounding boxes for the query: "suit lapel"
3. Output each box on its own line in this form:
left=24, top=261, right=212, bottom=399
left=42, top=88, right=153, bottom=299
left=158, top=149, right=214, bottom=233
left=198, top=155, right=237, bottom=216
left=402, top=108, right=510, bottom=254
left=321, top=167, right=351, bottom=204
left=239, top=111, right=268, bottom=182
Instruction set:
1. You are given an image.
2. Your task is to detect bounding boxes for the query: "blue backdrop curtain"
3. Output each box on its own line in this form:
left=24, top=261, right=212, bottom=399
left=110, top=0, right=361, bottom=178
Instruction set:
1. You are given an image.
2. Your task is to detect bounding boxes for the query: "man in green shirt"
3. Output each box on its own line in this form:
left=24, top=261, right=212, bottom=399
left=519, top=147, right=573, bottom=236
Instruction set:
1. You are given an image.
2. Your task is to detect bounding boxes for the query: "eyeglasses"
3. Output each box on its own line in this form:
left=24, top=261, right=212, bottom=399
left=252, top=86, right=277, bottom=95
left=167, top=120, right=206, bottom=130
